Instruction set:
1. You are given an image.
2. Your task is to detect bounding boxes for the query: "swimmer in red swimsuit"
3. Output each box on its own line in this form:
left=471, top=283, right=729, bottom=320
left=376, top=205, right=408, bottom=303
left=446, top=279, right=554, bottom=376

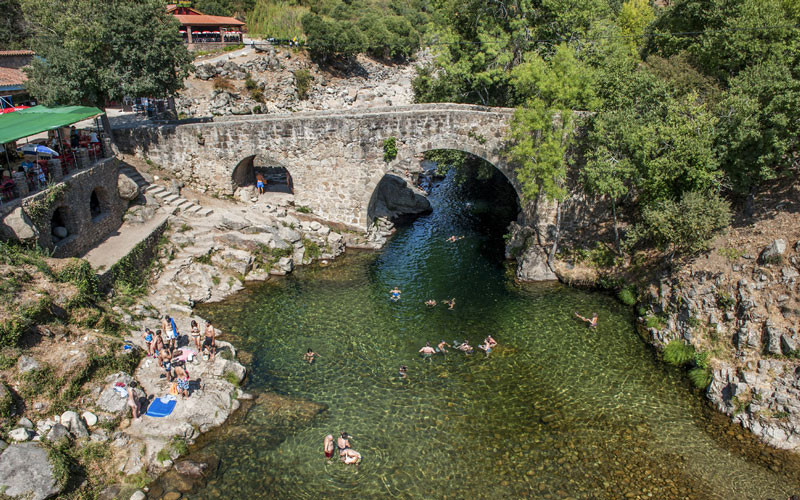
left=324, top=434, right=335, bottom=460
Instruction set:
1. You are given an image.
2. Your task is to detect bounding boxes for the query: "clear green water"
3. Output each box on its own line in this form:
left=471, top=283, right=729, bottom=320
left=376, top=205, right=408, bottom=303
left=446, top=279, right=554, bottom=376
left=187, top=172, right=800, bottom=500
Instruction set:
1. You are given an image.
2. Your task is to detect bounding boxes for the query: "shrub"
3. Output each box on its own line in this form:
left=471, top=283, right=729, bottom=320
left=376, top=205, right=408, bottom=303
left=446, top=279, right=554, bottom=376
left=301, top=13, right=365, bottom=62
left=688, top=366, right=712, bottom=389
left=244, top=74, right=258, bottom=91
left=252, top=105, right=263, bottom=114
left=617, top=287, right=636, bottom=306
left=383, top=137, right=398, bottom=162
left=716, top=291, right=735, bottom=310
left=663, top=340, right=695, bottom=366
left=55, top=259, right=99, bottom=306
left=212, top=76, right=235, bottom=91
left=303, top=238, right=321, bottom=260
left=294, top=69, right=313, bottom=100
left=296, top=205, right=312, bottom=214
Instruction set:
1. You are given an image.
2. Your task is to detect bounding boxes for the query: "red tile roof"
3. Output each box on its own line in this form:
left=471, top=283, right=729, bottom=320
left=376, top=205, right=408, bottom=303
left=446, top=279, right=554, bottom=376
left=0, top=50, right=34, bottom=57
left=0, top=67, right=27, bottom=88
left=174, top=14, right=244, bottom=26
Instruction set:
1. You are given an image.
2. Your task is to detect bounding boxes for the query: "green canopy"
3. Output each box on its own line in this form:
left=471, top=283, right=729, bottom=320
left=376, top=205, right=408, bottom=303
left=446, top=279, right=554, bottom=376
left=0, top=105, right=104, bottom=144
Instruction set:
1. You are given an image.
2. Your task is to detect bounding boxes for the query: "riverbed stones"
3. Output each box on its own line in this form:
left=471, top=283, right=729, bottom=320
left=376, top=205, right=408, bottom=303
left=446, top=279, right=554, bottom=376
left=8, top=428, right=32, bottom=442
left=174, top=459, right=208, bottom=478
left=0, top=443, right=62, bottom=500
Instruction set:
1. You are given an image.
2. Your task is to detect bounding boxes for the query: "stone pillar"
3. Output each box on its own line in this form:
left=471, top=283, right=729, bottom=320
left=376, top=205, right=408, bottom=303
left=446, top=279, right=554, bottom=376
left=102, top=137, right=113, bottom=158
left=187, top=25, right=193, bottom=44
left=76, top=148, right=89, bottom=169
left=12, top=172, right=28, bottom=198
left=48, top=159, right=63, bottom=182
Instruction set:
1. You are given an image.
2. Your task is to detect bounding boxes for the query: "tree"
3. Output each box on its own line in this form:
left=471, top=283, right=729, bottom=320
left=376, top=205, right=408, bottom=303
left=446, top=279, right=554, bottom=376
left=301, top=12, right=365, bottom=63
left=617, top=0, right=655, bottom=55
left=0, top=0, right=31, bottom=49
left=22, top=0, right=191, bottom=136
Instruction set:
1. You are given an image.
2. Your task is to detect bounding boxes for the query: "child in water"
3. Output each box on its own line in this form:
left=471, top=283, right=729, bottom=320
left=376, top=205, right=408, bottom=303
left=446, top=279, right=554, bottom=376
left=390, top=287, right=402, bottom=300
left=304, top=348, right=320, bottom=364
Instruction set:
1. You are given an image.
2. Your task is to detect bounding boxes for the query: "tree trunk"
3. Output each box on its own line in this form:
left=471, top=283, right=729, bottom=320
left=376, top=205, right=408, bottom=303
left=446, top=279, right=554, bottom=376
left=547, top=199, right=562, bottom=269
left=612, top=199, right=620, bottom=254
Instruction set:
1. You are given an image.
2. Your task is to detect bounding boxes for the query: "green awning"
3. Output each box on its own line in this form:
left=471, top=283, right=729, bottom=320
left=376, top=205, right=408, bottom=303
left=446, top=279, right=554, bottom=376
left=0, top=105, right=104, bottom=144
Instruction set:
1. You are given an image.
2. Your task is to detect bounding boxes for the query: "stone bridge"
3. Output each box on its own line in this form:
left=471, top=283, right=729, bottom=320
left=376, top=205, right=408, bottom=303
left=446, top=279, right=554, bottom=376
left=114, top=104, right=518, bottom=229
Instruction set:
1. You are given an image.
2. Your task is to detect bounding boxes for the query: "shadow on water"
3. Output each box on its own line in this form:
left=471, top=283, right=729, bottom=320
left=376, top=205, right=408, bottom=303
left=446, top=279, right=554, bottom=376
left=172, top=170, right=800, bottom=500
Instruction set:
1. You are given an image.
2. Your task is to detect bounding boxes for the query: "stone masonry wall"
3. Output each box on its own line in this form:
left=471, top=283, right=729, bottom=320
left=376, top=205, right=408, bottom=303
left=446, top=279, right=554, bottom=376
left=20, top=158, right=126, bottom=257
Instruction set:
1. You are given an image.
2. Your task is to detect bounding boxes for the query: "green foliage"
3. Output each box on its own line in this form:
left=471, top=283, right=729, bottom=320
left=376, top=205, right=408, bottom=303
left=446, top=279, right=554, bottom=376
left=663, top=340, right=696, bottom=366
left=294, top=69, right=313, bottom=100
left=716, top=291, right=735, bottom=310
left=688, top=366, right=712, bottom=389
left=617, top=287, right=636, bottom=306
left=302, top=238, right=321, bottom=260
left=301, top=12, right=365, bottom=62
left=244, top=74, right=258, bottom=91
left=0, top=382, right=12, bottom=418
left=627, top=191, right=731, bottom=259
left=645, top=314, right=666, bottom=330
left=45, top=441, right=73, bottom=488
left=24, top=183, right=68, bottom=226
left=383, top=137, right=398, bottom=163
left=55, top=259, right=99, bottom=306
left=213, top=76, right=235, bottom=91
left=248, top=1, right=309, bottom=39
left=224, top=370, right=241, bottom=386
left=156, top=448, right=170, bottom=463
left=618, top=0, right=655, bottom=55
left=22, top=0, right=191, bottom=108
left=296, top=205, right=312, bottom=214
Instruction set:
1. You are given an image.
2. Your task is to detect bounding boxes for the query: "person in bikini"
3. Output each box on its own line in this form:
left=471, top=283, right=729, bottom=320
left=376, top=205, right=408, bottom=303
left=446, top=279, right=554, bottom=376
left=337, top=432, right=350, bottom=451
left=341, top=448, right=362, bottom=465
left=324, top=434, right=335, bottom=461
left=142, top=328, right=155, bottom=357
left=575, top=312, right=598, bottom=329
left=443, top=298, right=456, bottom=310
left=190, top=320, right=202, bottom=352
left=304, top=348, right=320, bottom=364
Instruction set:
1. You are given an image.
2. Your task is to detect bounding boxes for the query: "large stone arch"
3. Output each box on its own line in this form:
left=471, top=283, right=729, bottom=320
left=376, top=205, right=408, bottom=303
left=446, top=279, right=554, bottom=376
left=360, top=135, right=521, bottom=229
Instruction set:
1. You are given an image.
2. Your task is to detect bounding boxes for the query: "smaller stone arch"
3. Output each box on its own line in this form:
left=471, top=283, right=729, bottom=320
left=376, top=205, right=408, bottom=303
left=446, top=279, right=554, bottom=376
left=231, top=154, right=294, bottom=194
left=50, top=206, right=72, bottom=245
left=89, top=187, right=109, bottom=220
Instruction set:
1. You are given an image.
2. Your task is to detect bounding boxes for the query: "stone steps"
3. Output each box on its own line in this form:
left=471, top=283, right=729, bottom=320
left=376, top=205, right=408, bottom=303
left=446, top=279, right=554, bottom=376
left=138, top=183, right=215, bottom=218
left=119, top=166, right=150, bottom=189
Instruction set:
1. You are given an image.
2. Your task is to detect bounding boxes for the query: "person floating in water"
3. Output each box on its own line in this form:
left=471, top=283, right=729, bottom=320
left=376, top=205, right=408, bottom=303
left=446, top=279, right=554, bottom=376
left=455, top=339, right=473, bottom=354
left=479, top=335, right=497, bottom=356
left=341, top=448, right=362, bottom=465
left=304, top=348, right=320, bottom=364
left=442, top=298, right=455, bottom=310
left=399, top=365, right=408, bottom=380
left=390, top=287, right=402, bottom=300
left=575, top=312, right=598, bottom=329
left=419, top=342, right=436, bottom=360
left=425, top=299, right=437, bottom=307
left=436, top=339, right=448, bottom=354
left=447, top=235, right=464, bottom=242
left=323, top=434, right=335, bottom=461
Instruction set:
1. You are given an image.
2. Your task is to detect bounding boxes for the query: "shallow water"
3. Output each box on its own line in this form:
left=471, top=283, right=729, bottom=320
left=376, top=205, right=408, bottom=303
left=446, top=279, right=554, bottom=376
left=191, top=172, right=800, bottom=500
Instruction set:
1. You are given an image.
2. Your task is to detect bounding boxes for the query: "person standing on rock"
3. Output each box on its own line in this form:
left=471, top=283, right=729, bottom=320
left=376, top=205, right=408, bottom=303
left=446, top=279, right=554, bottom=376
left=154, top=330, right=165, bottom=356
left=323, top=434, right=335, bottom=461
left=162, top=315, right=179, bottom=350
left=256, top=173, right=266, bottom=194
left=143, top=328, right=155, bottom=357
left=190, top=320, right=202, bottom=353
left=174, top=363, right=191, bottom=398
left=159, top=348, right=174, bottom=382
left=127, top=384, right=140, bottom=419
left=203, top=321, right=216, bottom=361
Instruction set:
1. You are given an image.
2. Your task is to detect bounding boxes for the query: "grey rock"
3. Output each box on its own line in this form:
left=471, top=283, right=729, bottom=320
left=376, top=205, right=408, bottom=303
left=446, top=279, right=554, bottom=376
left=89, top=429, right=109, bottom=443
left=60, top=411, right=89, bottom=439
left=8, top=428, right=31, bottom=442
left=174, top=459, right=208, bottom=478
left=130, top=491, right=146, bottom=500
left=195, top=64, right=217, bottom=80
left=270, top=256, right=294, bottom=276
left=278, top=225, right=301, bottom=243
left=0, top=441, right=7, bottom=453
left=117, top=173, right=140, bottom=201
left=16, top=355, right=40, bottom=374
left=46, top=424, right=70, bottom=444
left=17, top=418, right=33, bottom=429
left=81, top=411, right=97, bottom=427
left=782, top=267, right=799, bottom=281
left=760, top=239, right=787, bottom=263
left=52, top=226, right=68, bottom=239
left=516, top=245, right=557, bottom=282
left=766, top=325, right=783, bottom=355
left=0, top=206, right=37, bottom=241
left=0, top=443, right=62, bottom=500
left=781, top=334, right=797, bottom=355
left=211, top=249, right=254, bottom=276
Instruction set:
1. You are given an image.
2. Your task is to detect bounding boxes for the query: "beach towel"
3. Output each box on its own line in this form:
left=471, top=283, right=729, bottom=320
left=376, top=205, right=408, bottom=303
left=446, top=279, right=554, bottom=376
left=145, top=396, right=177, bottom=418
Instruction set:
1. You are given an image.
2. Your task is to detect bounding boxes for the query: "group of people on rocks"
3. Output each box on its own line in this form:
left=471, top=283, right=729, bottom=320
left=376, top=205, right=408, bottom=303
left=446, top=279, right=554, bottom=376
left=323, top=432, right=361, bottom=465
left=141, top=315, right=219, bottom=399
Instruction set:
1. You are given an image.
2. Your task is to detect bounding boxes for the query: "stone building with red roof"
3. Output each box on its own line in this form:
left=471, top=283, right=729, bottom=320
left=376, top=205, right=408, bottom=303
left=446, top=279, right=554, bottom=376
left=167, top=3, right=246, bottom=49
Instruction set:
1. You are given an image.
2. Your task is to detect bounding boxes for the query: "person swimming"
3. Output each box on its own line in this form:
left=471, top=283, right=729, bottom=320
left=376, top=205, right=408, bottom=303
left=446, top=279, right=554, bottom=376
left=436, top=339, right=448, bottom=353
left=324, top=434, right=335, bottom=460
left=575, top=312, right=598, bottom=328
left=399, top=365, right=408, bottom=380
left=337, top=432, right=351, bottom=450
left=447, top=235, right=464, bottom=242
left=425, top=299, right=437, bottom=306
left=340, top=448, right=362, bottom=465
left=390, top=287, right=402, bottom=300
left=456, top=339, right=473, bottom=354
left=443, top=298, right=455, bottom=310
left=479, top=336, right=497, bottom=356
left=419, top=342, right=436, bottom=360
left=304, top=348, right=320, bottom=364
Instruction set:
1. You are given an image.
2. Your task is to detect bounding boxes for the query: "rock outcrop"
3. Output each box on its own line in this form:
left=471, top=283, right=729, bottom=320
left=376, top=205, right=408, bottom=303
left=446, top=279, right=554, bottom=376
left=0, top=443, right=62, bottom=500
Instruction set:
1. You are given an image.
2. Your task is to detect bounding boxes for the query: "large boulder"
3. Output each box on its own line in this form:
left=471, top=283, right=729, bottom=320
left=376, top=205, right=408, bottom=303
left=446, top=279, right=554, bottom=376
left=117, top=173, right=140, bottom=201
left=211, top=249, right=254, bottom=275
left=270, top=257, right=294, bottom=276
left=8, top=428, right=31, bottom=442
left=369, top=174, right=431, bottom=220
left=760, top=239, right=787, bottom=263
left=96, top=373, right=134, bottom=414
left=60, top=411, right=88, bottom=439
left=174, top=459, right=208, bottom=478
left=0, top=443, right=62, bottom=500
left=516, top=245, right=558, bottom=282
left=0, top=206, right=37, bottom=241
left=195, top=64, right=217, bottom=80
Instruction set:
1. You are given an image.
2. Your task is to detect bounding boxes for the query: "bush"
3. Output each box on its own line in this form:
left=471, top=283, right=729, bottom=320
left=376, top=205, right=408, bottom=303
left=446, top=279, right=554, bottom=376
left=301, top=12, right=364, bottom=62
left=688, top=366, right=712, bottom=389
left=212, top=76, right=235, bottom=91
left=55, top=259, right=99, bottom=306
left=663, top=340, right=695, bottom=366
left=617, top=287, right=636, bottom=306
left=383, top=137, right=397, bottom=162
left=244, top=74, right=258, bottom=91
left=294, top=69, right=313, bottom=100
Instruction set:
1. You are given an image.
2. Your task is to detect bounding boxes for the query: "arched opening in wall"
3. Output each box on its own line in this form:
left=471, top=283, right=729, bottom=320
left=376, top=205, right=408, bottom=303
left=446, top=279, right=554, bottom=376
left=231, top=155, right=294, bottom=194
left=50, top=207, right=70, bottom=244
left=90, top=188, right=107, bottom=220
left=367, top=149, right=521, bottom=259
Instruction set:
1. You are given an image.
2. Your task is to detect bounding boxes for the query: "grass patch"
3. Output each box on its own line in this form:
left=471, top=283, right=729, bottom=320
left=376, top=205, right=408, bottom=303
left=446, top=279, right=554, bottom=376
left=718, top=247, right=744, bottom=261
left=178, top=223, right=192, bottom=233
left=294, top=69, right=313, bottom=100
left=302, top=238, right=321, bottom=260
left=296, top=205, right=312, bottom=214
left=248, top=1, right=309, bottom=39
left=617, top=287, right=636, bottom=306
left=645, top=314, right=667, bottom=330
left=663, top=340, right=695, bottom=366
left=224, top=370, right=241, bottom=386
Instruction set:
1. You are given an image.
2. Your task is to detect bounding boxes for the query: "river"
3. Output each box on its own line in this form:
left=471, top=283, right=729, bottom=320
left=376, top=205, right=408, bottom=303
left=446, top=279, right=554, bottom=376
left=189, top=170, right=800, bottom=500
